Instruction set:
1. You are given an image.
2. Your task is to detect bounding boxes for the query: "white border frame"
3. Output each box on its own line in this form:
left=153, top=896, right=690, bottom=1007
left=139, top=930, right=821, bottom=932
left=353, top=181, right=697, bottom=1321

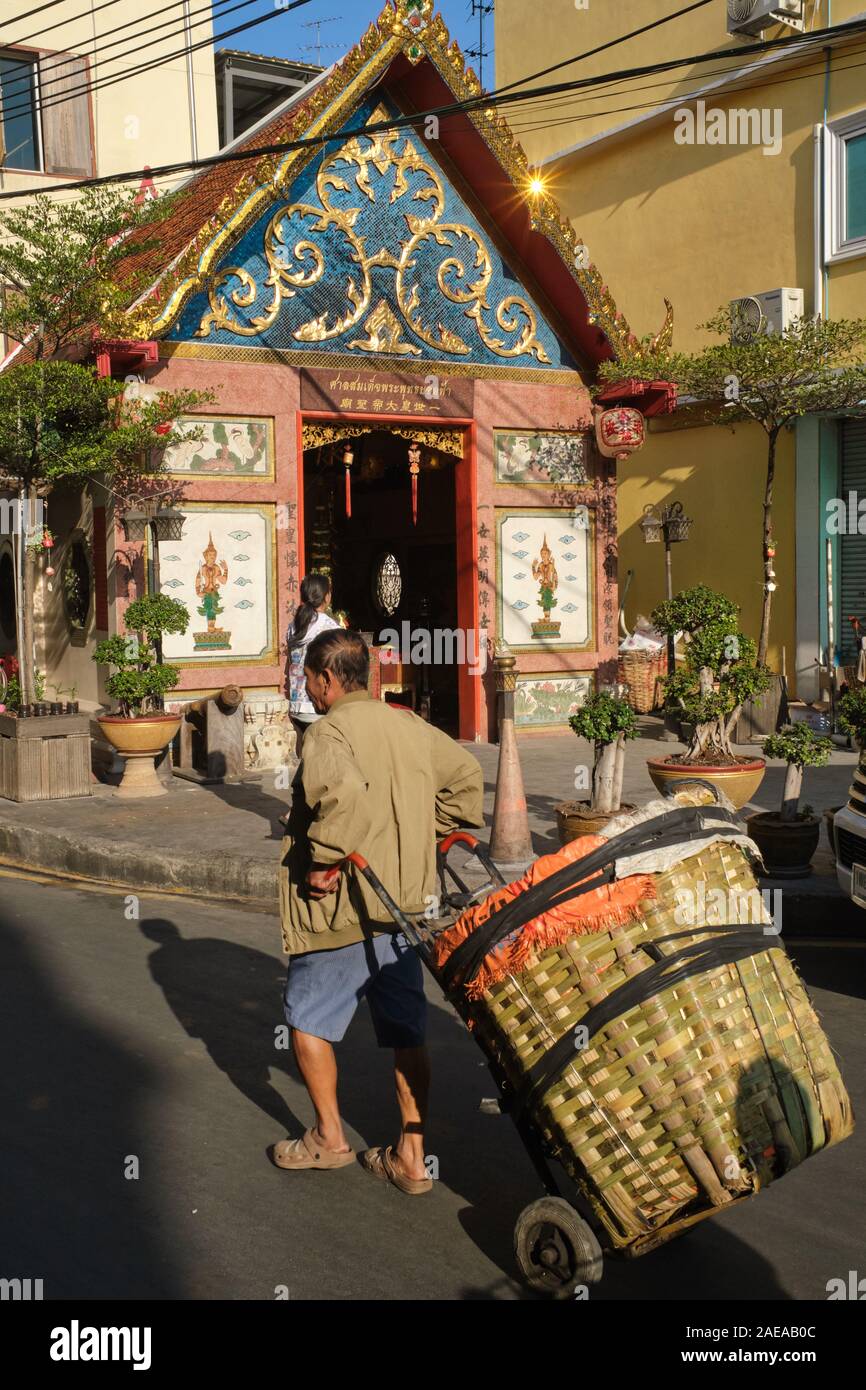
left=827, top=108, right=866, bottom=264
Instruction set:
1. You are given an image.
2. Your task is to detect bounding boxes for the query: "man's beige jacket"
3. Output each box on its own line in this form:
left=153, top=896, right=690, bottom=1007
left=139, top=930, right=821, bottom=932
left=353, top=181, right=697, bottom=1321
left=279, top=691, right=484, bottom=956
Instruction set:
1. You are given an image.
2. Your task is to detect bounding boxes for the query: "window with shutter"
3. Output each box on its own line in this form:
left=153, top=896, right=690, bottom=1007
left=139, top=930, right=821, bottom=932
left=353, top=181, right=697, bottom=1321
left=0, top=52, right=40, bottom=170
left=40, top=53, right=92, bottom=177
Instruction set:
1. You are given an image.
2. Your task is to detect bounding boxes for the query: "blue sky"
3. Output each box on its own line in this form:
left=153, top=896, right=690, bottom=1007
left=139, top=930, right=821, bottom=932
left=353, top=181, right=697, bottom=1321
left=215, top=1, right=495, bottom=83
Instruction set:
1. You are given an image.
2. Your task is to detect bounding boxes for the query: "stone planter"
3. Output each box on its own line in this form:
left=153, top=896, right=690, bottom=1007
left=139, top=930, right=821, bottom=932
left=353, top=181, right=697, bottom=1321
left=97, top=714, right=181, bottom=798
left=0, top=710, right=92, bottom=803
left=555, top=800, right=636, bottom=846
left=243, top=696, right=296, bottom=771
left=646, top=757, right=766, bottom=810
left=747, top=811, right=821, bottom=878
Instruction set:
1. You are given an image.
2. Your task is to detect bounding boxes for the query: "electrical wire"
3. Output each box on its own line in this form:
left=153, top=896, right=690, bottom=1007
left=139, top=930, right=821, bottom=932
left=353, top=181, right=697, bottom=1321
left=0, top=0, right=270, bottom=116
left=0, top=0, right=823, bottom=130
left=1, top=0, right=124, bottom=49
left=493, top=0, right=718, bottom=96
left=487, top=37, right=866, bottom=131
left=0, top=2, right=313, bottom=124
left=4, top=9, right=866, bottom=200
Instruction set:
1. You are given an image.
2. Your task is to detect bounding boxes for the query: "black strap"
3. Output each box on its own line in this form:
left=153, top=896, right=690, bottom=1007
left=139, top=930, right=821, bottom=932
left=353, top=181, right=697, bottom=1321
left=438, top=805, right=745, bottom=993
left=512, top=927, right=776, bottom=1121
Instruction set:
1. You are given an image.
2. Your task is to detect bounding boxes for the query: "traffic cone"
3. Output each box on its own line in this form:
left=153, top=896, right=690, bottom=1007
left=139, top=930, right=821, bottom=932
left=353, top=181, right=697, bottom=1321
left=489, top=645, right=534, bottom=871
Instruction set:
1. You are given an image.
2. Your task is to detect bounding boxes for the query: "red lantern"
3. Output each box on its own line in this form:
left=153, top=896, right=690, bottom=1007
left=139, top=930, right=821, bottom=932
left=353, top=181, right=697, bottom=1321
left=343, top=443, right=354, bottom=518
left=408, top=442, right=421, bottom=525
left=594, top=405, right=646, bottom=460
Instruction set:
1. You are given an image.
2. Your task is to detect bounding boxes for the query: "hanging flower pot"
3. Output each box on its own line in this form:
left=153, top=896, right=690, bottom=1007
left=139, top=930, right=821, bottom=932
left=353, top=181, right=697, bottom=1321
left=594, top=405, right=646, bottom=460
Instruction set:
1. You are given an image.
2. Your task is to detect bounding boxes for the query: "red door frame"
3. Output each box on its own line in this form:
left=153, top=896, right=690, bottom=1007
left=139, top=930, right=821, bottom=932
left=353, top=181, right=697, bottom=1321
left=295, top=409, right=481, bottom=741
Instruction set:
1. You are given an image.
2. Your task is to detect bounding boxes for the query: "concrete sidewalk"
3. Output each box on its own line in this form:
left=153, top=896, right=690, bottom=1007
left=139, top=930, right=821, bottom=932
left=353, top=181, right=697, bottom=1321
left=0, top=716, right=861, bottom=931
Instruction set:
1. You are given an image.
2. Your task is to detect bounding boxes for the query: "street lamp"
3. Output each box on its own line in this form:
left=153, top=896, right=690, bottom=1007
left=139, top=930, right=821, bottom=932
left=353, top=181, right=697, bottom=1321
left=120, top=503, right=187, bottom=662
left=640, top=502, right=693, bottom=675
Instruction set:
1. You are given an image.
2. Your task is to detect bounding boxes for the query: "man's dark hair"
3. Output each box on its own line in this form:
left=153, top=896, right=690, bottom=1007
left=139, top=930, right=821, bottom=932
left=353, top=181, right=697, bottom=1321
left=305, top=629, right=370, bottom=690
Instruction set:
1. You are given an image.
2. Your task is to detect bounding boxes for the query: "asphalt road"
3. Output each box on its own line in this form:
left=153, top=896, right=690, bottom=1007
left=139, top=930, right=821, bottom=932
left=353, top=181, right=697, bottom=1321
left=1, top=869, right=864, bottom=1302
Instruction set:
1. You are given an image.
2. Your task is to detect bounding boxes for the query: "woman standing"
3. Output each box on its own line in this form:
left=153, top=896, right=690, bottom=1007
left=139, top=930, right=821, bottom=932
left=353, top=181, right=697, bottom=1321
left=286, top=575, right=339, bottom=756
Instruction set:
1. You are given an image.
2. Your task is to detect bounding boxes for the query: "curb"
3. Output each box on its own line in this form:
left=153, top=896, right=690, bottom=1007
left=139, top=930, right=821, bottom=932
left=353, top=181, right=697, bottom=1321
left=0, top=817, right=279, bottom=912
left=0, top=816, right=864, bottom=938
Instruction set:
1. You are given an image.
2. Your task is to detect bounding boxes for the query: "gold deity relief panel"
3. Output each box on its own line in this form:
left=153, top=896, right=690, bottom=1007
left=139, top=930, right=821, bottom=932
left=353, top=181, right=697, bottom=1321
left=193, top=106, right=561, bottom=369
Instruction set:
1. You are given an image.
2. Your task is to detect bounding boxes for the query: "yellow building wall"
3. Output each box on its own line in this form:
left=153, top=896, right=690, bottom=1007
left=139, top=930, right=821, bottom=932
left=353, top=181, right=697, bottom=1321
left=0, top=0, right=219, bottom=195
left=496, top=0, right=866, bottom=689
left=618, top=418, right=796, bottom=679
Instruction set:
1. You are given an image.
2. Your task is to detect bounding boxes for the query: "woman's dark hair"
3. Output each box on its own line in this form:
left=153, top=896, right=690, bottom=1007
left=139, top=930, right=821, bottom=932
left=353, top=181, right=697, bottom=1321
left=288, top=573, right=331, bottom=651
left=305, top=630, right=370, bottom=691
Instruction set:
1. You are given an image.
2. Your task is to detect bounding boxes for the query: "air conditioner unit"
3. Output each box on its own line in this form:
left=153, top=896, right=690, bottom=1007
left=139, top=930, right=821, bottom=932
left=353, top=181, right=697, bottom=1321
left=726, top=0, right=804, bottom=37
left=730, top=287, right=805, bottom=343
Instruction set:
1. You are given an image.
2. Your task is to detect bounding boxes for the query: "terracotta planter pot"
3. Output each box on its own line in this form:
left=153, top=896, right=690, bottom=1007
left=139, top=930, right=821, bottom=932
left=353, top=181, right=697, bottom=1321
left=555, top=800, right=636, bottom=846
left=97, top=714, right=181, bottom=798
left=747, top=811, right=821, bottom=878
left=646, top=757, right=766, bottom=811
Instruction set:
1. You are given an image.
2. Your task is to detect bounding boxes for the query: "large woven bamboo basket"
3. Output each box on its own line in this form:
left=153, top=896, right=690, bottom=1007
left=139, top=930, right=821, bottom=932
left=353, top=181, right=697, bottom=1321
left=455, top=840, right=852, bottom=1256
left=618, top=649, right=665, bottom=714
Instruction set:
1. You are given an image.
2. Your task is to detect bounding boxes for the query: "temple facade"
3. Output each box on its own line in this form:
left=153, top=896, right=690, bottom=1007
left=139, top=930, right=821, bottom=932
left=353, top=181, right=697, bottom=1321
left=9, top=1, right=663, bottom=750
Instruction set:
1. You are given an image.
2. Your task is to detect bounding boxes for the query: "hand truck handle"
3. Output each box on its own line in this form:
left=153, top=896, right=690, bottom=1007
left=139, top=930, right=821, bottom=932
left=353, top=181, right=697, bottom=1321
left=438, top=830, right=480, bottom=855
left=437, top=832, right=507, bottom=889
left=341, top=853, right=426, bottom=951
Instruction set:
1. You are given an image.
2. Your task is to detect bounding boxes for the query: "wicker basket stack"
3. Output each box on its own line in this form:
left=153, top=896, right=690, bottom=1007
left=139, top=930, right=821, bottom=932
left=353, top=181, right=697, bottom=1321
left=443, top=839, right=852, bottom=1256
left=618, top=649, right=666, bottom=714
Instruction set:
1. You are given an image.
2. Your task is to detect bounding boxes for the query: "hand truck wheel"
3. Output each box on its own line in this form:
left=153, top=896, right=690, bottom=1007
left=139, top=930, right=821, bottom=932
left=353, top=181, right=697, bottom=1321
left=514, top=1197, right=603, bottom=1298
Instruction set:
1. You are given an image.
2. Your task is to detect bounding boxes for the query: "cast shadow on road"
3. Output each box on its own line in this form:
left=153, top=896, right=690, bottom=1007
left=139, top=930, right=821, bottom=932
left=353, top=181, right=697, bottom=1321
left=139, top=918, right=298, bottom=1131
left=787, top=941, right=866, bottom=1001
left=136, top=915, right=824, bottom=1300
left=197, top=776, right=290, bottom=843
left=0, top=909, right=184, bottom=1299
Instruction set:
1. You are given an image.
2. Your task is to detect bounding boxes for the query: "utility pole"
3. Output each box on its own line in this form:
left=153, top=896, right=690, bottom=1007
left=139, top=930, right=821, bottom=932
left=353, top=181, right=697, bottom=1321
left=465, top=1, right=494, bottom=91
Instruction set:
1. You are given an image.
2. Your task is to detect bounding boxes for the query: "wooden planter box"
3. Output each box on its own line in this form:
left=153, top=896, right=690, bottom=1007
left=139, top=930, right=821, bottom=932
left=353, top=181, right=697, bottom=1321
left=0, top=711, right=92, bottom=803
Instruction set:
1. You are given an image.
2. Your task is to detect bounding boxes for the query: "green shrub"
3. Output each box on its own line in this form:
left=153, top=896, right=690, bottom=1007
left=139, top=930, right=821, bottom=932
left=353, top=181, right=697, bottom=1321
left=93, top=595, right=188, bottom=717
left=652, top=584, right=771, bottom=763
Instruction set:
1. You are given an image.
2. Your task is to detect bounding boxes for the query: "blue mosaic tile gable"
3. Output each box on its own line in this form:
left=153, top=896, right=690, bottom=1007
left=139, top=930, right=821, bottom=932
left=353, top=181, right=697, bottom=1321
left=168, top=95, right=577, bottom=371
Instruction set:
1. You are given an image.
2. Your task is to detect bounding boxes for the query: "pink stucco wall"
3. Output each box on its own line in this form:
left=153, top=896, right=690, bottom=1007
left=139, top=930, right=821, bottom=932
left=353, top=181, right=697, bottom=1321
left=117, top=356, right=618, bottom=739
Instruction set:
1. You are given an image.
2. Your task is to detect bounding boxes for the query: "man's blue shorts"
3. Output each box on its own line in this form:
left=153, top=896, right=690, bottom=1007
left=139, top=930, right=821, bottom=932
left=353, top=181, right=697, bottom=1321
left=283, top=931, right=427, bottom=1047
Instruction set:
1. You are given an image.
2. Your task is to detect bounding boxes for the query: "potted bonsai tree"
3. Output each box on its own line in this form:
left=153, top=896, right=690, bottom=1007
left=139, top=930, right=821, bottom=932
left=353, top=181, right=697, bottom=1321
left=555, top=690, right=638, bottom=844
left=647, top=585, right=771, bottom=809
left=93, top=594, right=189, bottom=798
left=747, top=723, right=833, bottom=876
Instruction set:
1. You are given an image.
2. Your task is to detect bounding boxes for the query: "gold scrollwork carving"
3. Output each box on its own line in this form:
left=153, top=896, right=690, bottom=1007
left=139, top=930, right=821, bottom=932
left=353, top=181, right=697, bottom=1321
left=196, top=106, right=550, bottom=364
left=302, top=421, right=464, bottom=458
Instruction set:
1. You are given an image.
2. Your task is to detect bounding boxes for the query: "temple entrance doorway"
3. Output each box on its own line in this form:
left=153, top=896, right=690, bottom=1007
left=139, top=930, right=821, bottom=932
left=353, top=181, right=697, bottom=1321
left=301, top=425, right=464, bottom=734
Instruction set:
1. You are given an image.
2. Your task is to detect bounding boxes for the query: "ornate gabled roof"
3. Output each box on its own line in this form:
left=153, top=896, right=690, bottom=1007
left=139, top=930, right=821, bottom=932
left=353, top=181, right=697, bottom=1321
left=124, top=0, right=638, bottom=368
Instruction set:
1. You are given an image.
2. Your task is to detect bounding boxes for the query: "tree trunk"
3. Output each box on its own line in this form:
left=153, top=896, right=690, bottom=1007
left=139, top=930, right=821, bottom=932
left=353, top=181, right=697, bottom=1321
left=780, top=763, right=803, bottom=822
left=757, top=430, right=778, bottom=669
left=21, top=539, right=37, bottom=705
left=593, top=740, right=618, bottom=814
left=612, top=733, right=626, bottom=812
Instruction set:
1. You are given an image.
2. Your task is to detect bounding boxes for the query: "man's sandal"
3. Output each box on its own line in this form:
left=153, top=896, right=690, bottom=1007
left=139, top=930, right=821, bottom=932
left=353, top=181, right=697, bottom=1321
left=271, top=1128, right=355, bottom=1170
left=359, top=1145, right=433, bottom=1195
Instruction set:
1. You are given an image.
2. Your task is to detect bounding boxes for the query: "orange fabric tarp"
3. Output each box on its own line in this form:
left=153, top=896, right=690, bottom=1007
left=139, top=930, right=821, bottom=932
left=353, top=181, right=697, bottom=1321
left=431, top=834, right=656, bottom=1000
